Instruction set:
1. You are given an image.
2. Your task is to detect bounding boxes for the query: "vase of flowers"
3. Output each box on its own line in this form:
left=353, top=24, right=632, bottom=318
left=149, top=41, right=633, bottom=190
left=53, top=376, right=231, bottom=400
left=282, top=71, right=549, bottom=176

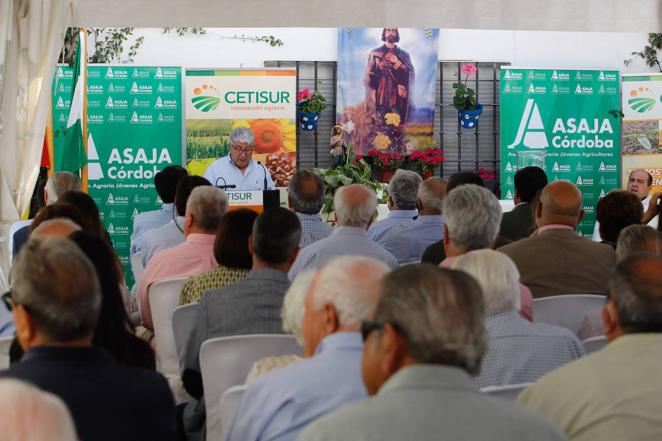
left=297, top=88, right=327, bottom=131
left=366, top=149, right=406, bottom=183
left=453, top=64, right=483, bottom=129
left=409, top=147, right=444, bottom=179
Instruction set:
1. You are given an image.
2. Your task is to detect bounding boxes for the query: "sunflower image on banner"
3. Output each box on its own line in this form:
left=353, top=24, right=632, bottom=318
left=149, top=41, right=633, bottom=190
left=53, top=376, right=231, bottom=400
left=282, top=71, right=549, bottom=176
left=185, top=69, right=297, bottom=187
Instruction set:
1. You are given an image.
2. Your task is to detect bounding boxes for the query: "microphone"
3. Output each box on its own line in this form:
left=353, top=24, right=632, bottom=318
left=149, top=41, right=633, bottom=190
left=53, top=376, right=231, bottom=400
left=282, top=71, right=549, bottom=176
left=257, top=161, right=268, bottom=190
left=215, top=176, right=236, bottom=190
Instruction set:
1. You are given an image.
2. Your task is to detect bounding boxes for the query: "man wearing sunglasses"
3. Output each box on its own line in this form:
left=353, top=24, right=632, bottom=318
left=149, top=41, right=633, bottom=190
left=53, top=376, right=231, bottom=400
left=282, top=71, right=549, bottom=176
left=299, top=265, right=566, bottom=441
left=203, top=127, right=275, bottom=191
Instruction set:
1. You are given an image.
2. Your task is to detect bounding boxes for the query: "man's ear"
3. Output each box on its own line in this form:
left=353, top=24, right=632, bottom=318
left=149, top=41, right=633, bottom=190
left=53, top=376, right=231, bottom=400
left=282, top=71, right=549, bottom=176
left=289, top=246, right=300, bottom=264
left=577, top=209, right=585, bottom=225
left=602, top=300, right=620, bottom=342
left=247, top=234, right=254, bottom=255
left=416, top=199, right=423, bottom=212
left=322, top=303, right=340, bottom=334
left=184, top=212, right=194, bottom=229
left=13, top=305, right=36, bottom=350
left=443, top=224, right=450, bottom=246
left=380, top=323, right=408, bottom=375
left=535, top=200, right=543, bottom=220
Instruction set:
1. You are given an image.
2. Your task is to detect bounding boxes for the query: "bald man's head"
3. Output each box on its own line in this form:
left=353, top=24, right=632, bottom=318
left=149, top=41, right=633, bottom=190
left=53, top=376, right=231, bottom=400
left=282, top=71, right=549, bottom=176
left=536, top=181, right=584, bottom=228
left=334, top=184, right=377, bottom=228
left=31, top=219, right=81, bottom=239
left=418, top=177, right=447, bottom=214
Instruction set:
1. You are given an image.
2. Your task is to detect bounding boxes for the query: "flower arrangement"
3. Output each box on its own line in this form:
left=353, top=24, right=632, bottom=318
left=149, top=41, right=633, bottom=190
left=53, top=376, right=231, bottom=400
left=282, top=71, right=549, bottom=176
left=297, top=88, right=327, bottom=114
left=477, top=167, right=496, bottom=181
left=366, top=149, right=406, bottom=169
left=409, top=148, right=445, bottom=172
left=452, top=64, right=479, bottom=111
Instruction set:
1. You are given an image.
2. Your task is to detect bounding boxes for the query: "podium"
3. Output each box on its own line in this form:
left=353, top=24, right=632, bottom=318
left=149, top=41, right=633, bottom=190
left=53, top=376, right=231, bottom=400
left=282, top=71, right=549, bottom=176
left=226, top=190, right=282, bottom=213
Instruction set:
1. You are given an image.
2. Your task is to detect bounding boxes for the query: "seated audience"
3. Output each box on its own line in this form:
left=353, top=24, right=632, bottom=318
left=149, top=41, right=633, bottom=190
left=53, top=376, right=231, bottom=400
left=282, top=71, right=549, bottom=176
left=499, top=181, right=616, bottom=298
left=289, top=184, right=398, bottom=280
left=245, top=269, right=316, bottom=383
left=57, top=191, right=110, bottom=242
left=1, top=237, right=176, bottom=441
left=137, top=186, right=227, bottom=331
left=12, top=171, right=81, bottom=256
left=298, top=264, right=566, bottom=441
left=578, top=224, right=662, bottom=340
left=131, top=165, right=188, bottom=254
left=226, top=256, right=389, bottom=441
left=70, top=231, right=155, bottom=370
left=29, top=203, right=85, bottom=235
left=383, top=177, right=446, bottom=264
left=367, top=169, right=421, bottom=245
left=288, top=170, right=333, bottom=247
left=0, top=379, right=77, bottom=441
left=433, top=184, right=532, bottom=320
left=181, top=207, right=301, bottom=441
left=421, top=173, right=511, bottom=264
left=500, top=166, right=548, bottom=241
left=136, top=175, right=211, bottom=266
left=179, top=209, right=256, bottom=305
left=595, top=190, right=643, bottom=248
left=518, top=254, right=662, bottom=441
left=453, top=250, right=584, bottom=387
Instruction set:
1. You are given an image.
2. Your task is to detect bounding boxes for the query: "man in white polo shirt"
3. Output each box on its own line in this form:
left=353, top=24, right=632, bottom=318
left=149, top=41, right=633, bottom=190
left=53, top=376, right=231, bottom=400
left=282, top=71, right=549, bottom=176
left=203, top=127, right=275, bottom=191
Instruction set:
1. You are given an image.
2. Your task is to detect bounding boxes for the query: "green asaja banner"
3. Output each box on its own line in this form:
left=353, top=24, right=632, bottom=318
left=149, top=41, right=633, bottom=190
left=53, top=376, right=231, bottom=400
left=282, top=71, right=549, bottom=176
left=52, top=65, right=183, bottom=287
left=499, top=68, right=621, bottom=236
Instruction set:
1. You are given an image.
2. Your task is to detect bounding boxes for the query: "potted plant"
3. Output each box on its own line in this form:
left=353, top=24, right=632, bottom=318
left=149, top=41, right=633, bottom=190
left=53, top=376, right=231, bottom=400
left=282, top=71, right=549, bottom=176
left=477, top=167, right=497, bottom=192
left=297, top=88, right=327, bottom=131
left=365, top=149, right=406, bottom=183
left=409, top=147, right=444, bottom=179
left=453, top=63, right=483, bottom=129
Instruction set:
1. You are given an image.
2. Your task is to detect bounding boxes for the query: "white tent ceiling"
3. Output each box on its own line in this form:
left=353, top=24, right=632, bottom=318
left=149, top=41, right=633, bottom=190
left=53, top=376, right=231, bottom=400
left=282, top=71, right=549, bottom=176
left=75, top=0, right=662, bottom=32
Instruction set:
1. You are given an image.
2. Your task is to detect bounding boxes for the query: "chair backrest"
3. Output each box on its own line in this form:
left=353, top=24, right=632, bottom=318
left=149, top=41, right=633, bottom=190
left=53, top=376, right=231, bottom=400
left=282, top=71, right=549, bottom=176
left=200, top=334, right=300, bottom=441
left=219, top=385, right=248, bottom=440
left=481, top=383, right=531, bottom=401
left=582, top=335, right=608, bottom=354
left=8, top=220, right=32, bottom=264
left=172, top=303, right=199, bottom=363
left=149, top=277, right=187, bottom=378
left=0, top=336, right=13, bottom=370
left=131, top=252, right=145, bottom=284
left=533, top=294, right=606, bottom=335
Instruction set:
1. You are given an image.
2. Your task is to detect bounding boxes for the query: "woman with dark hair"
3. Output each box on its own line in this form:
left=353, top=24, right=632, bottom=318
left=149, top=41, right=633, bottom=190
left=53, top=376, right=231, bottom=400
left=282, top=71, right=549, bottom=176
left=57, top=191, right=108, bottom=240
left=29, top=203, right=85, bottom=234
left=179, top=209, right=257, bottom=305
left=68, top=231, right=156, bottom=370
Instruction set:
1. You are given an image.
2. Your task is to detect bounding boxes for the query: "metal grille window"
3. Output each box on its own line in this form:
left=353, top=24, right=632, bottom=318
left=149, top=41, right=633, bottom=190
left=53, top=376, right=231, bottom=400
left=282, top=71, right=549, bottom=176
left=266, top=60, right=509, bottom=181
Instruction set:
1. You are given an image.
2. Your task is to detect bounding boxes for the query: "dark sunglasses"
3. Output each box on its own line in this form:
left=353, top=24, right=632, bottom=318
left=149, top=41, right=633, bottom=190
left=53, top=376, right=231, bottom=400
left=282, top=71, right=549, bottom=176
left=361, top=319, right=408, bottom=342
left=2, top=291, right=13, bottom=312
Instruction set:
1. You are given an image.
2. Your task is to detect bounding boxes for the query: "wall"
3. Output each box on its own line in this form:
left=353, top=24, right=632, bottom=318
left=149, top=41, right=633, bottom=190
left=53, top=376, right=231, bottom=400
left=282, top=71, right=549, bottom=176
left=126, top=28, right=656, bottom=73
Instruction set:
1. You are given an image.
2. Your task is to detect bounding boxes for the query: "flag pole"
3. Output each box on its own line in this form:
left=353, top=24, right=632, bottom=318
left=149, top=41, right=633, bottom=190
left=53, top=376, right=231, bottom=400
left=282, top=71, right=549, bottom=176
left=80, top=27, right=89, bottom=193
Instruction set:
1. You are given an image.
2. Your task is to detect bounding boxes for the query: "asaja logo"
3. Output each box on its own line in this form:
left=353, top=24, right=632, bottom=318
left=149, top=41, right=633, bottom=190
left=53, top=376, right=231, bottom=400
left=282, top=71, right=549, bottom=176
left=88, top=85, right=104, bottom=94
left=191, top=84, right=221, bottom=112
left=106, top=193, right=129, bottom=205
left=506, top=190, right=514, bottom=199
left=576, top=162, right=594, bottom=172
left=598, top=71, right=617, bottom=82
left=155, top=97, right=178, bottom=109
left=599, top=189, right=606, bottom=197
left=550, top=70, right=570, bottom=81
left=575, top=84, right=593, bottom=95
left=503, top=69, right=523, bottom=80
left=130, top=82, right=153, bottom=94
left=527, top=70, right=546, bottom=80
left=132, top=208, right=139, bottom=219
left=88, top=114, right=104, bottom=125
left=105, top=67, right=128, bottom=79
left=58, top=114, right=66, bottom=122
left=132, top=68, right=150, bottom=78
left=55, top=97, right=71, bottom=109
left=503, top=83, right=523, bottom=94
left=132, top=97, right=150, bottom=108
left=107, top=223, right=129, bottom=236
left=507, top=99, right=548, bottom=149
left=552, top=162, right=571, bottom=172
left=155, top=67, right=178, bottom=80
left=598, top=161, right=618, bottom=172
left=627, top=86, right=657, bottom=113
left=527, top=84, right=547, bottom=94
left=107, top=83, right=127, bottom=93
left=105, top=97, right=128, bottom=109
left=505, top=162, right=514, bottom=172
left=157, top=83, right=176, bottom=93
left=506, top=176, right=513, bottom=185
left=575, top=71, right=594, bottom=81
left=157, top=113, right=176, bottom=123
left=576, top=175, right=594, bottom=186
left=130, top=111, right=153, bottom=124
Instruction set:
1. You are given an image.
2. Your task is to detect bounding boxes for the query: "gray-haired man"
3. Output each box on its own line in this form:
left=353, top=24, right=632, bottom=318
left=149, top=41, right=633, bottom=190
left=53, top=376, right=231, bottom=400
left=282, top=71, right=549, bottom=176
left=288, top=170, right=333, bottom=247
left=203, top=127, right=275, bottom=190
left=298, top=264, right=567, bottom=441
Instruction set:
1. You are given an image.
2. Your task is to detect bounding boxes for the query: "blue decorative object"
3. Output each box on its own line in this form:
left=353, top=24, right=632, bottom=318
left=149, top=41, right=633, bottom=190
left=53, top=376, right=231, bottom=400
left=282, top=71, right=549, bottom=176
left=458, top=103, right=483, bottom=129
left=298, top=110, right=320, bottom=131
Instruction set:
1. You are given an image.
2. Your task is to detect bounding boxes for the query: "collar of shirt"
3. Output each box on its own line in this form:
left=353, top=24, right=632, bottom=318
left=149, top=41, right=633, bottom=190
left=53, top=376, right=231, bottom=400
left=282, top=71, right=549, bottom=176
left=296, top=212, right=325, bottom=223
left=185, top=233, right=216, bottom=245
left=388, top=210, right=418, bottom=220
left=160, top=203, right=174, bottom=214
left=532, top=224, right=576, bottom=236
left=332, top=226, right=369, bottom=237
left=378, top=364, right=478, bottom=396
left=314, top=332, right=363, bottom=356
left=22, top=345, right=113, bottom=364
left=414, top=215, right=444, bottom=224
left=226, top=155, right=257, bottom=175
left=485, top=309, right=525, bottom=333
left=246, top=267, right=290, bottom=282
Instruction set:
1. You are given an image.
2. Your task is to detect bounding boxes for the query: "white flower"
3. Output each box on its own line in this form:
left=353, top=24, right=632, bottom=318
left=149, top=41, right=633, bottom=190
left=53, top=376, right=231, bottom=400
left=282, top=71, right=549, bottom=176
left=344, top=120, right=355, bottom=134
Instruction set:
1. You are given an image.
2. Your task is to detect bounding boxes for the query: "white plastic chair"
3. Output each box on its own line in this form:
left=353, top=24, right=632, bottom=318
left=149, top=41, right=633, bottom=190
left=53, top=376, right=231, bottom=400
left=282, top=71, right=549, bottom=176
left=172, top=303, right=199, bottom=362
left=481, top=383, right=531, bottom=401
left=0, top=336, right=14, bottom=369
left=582, top=335, right=608, bottom=354
left=200, top=334, right=300, bottom=441
left=149, top=278, right=187, bottom=379
left=219, top=385, right=248, bottom=440
left=533, top=294, right=606, bottom=335
left=131, top=252, right=145, bottom=284
left=8, top=220, right=32, bottom=264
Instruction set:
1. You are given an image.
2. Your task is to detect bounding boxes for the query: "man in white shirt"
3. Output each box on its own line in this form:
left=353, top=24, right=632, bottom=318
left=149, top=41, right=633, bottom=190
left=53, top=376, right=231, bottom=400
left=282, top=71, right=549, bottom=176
left=203, top=127, right=275, bottom=190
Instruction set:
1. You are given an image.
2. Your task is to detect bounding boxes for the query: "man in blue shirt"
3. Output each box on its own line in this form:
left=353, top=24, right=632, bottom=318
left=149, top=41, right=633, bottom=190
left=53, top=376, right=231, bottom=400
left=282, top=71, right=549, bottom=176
left=367, top=169, right=420, bottom=245
left=130, top=165, right=187, bottom=255
left=225, top=256, right=390, bottom=441
left=204, top=127, right=275, bottom=190
left=288, top=170, right=333, bottom=248
left=383, top=177, right=446, bottom=264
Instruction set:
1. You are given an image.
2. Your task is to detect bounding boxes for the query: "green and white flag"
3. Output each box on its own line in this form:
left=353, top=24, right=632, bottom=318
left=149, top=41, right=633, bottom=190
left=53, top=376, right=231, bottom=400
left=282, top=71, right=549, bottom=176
left=59, top=30, right=87, bottom=173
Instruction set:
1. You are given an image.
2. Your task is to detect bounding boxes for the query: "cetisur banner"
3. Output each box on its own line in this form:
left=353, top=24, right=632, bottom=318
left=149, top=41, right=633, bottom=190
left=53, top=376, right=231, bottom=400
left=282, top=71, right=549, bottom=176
left=621, top=74, right=662, bottom=193
left=499, top=68, right=621, bottom=236
left=53, top=65, right=183, bottom=286
left=184, top=69, right=296, bottom=187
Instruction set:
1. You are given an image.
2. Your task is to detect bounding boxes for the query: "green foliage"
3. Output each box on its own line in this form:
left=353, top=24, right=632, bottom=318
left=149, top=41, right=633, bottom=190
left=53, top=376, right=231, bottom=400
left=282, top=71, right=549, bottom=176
left=299, top=91, right=327, bottom=113
left=608, top=109, right=625, bottom=119
left=452, top=82, right=477, bottom=111
left=625, top=33, right=662, bottom=72
left=163, top=27, right=207, bottom=36
left=61, top=27, right=144, bottom=64
left=313, top=159, right=385, bottom=216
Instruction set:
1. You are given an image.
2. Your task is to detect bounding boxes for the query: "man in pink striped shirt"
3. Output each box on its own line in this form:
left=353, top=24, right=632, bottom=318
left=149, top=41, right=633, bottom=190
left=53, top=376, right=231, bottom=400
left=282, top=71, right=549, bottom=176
left=137, top=186, right=228, bottom=330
